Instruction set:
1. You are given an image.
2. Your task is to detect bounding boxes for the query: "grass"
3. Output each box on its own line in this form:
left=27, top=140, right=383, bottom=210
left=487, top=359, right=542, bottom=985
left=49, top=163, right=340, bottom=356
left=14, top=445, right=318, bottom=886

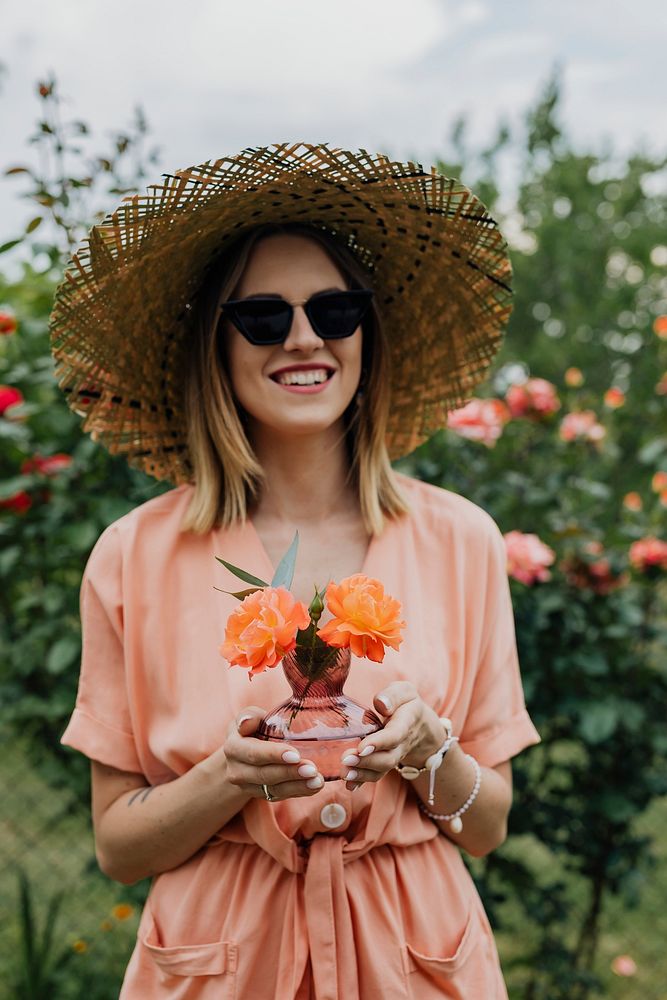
left=0, top=734, right=144, bottom=998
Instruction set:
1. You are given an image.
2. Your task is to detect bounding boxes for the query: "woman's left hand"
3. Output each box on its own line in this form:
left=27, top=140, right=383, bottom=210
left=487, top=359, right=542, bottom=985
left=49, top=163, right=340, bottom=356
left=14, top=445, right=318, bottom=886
left=339, top=681, right=446, bottom=790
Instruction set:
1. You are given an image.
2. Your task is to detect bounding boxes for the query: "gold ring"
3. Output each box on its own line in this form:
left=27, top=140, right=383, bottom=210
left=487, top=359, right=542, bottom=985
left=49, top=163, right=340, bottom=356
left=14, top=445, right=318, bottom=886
left=262, top=783, right=276, bottom=802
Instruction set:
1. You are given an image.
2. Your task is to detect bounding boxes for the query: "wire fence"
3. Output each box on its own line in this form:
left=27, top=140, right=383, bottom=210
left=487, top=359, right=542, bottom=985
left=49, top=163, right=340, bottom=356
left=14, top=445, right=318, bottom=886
left=1, top=725, right=665, bottom=999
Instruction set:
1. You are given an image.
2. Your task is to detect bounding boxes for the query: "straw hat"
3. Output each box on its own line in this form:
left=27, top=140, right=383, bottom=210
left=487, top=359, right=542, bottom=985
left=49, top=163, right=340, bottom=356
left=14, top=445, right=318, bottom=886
left=48, top=141, right=513, bottom=484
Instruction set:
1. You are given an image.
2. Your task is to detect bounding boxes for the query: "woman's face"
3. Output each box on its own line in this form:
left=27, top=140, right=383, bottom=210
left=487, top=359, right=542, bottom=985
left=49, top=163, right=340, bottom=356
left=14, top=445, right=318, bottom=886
left=221, top=233, right=364, bottom=443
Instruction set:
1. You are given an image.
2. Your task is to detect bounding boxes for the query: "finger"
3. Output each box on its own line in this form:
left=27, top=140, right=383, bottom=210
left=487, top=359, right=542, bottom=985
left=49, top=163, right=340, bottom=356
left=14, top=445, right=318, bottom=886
left=227, top=733, right=309, bottom=768
left=250, top=776, right=325, bottom=800
left=356, top=702, right=418, bottom=760
left=373, top=681, right=419, bottom=719
left=235, top=707, right=266, bottom=736
left=342, top=750, right=401, bottom=784
left=235, top=760, right=323, bottom=787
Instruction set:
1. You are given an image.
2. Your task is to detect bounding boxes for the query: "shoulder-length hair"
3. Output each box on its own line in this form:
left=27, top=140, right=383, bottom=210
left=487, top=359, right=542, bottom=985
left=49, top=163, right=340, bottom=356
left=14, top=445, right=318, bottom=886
left=179, top=221, right=412, bottom=536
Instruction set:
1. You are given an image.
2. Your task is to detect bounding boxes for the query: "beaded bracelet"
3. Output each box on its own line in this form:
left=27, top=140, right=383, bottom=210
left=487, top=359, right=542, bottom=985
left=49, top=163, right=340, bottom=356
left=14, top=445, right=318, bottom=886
left=418, top=753, right=481, bottom=834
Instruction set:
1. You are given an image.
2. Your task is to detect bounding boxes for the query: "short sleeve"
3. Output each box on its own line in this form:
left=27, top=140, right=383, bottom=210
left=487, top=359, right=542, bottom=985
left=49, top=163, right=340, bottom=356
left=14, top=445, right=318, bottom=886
left=60, top=523, right=143, bottom=774
left=457, top=519, right=542, bottom=768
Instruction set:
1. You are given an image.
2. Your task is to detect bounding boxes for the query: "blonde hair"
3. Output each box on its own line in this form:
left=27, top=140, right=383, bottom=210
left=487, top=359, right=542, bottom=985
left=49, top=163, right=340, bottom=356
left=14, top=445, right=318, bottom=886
left=180, top=221, right=412, bottom=536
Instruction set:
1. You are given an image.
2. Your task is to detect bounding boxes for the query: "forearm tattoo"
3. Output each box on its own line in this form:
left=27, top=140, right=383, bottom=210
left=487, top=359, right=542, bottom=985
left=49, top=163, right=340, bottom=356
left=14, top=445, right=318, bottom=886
left=127, top=786, right=156, bottom=805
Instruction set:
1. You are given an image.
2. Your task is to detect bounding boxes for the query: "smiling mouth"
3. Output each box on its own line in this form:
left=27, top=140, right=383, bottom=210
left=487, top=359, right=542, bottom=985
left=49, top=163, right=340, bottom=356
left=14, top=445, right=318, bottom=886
left=270, top=370, right=335, bottom=386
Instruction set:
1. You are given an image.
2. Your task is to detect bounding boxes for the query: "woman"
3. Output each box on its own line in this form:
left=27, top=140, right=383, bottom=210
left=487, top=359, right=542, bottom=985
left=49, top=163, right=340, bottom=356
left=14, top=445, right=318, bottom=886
left=55, top=144, right=541, bottom=999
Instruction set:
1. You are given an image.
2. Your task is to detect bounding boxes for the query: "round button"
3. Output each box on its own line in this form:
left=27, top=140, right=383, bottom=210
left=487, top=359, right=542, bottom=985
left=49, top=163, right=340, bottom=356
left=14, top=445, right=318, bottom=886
left=320, top=803, right=347, bottom=830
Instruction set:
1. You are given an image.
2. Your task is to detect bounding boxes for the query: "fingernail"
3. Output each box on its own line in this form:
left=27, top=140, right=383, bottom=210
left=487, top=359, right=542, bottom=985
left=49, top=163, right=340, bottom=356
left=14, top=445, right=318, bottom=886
left=282, top=749, right=301, bottom=763
left=342, top=754, right=360, bottom=766
left=350, top=782, right=361, bottom=792
left=376, top=695, right=392, bottom=713
left=359, top=745, right=375, bottom=757
left=298, top=764, right=318, bottom=778
left=345, top=769, right=358, bottom=780
left=237, top=713, right=254, bottom=727
left=306, top=775, right=323, bottom=789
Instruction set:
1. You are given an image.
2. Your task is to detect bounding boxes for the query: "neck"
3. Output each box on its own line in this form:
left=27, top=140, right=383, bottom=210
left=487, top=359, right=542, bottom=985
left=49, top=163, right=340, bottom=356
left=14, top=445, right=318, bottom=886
left=246, top=419, right=358, bottom=526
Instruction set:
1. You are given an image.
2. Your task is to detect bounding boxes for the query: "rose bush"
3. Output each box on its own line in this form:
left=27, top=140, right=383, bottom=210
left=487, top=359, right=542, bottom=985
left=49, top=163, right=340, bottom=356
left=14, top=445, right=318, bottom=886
left=1, top=71, right=666, bottom=997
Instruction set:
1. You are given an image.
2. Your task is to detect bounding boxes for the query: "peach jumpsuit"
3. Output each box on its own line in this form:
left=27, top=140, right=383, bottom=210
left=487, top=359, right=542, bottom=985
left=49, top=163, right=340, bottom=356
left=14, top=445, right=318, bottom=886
left=61, top=471, right=542, bottom=999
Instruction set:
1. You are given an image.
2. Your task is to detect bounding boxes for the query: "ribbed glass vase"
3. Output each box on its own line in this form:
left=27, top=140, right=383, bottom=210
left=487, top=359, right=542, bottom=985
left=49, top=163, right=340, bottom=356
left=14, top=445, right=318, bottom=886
left=257, top=643, right=383, bottom=781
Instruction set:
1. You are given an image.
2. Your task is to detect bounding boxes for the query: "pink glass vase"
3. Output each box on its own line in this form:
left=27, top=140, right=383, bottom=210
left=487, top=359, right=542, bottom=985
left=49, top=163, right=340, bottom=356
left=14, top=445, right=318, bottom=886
left=257, top=643, right=383, bottom=781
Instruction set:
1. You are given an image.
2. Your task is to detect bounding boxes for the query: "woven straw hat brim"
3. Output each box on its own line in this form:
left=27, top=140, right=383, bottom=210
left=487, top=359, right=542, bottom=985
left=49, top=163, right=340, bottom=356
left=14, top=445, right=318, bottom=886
left=48, top=142, right=513, bottom=484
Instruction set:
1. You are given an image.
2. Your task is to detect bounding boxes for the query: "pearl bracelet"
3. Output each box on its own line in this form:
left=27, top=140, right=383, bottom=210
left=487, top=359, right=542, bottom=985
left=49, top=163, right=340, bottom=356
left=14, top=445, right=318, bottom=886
left=418, top=753, right=481, bottom=834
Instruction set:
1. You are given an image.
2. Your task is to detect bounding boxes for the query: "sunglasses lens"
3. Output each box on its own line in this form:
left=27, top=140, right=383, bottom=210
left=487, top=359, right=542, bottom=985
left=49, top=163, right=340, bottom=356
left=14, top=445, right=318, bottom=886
left=228, top=300, right=292, bottom=344
left=307, top=291, right=372, bottom=339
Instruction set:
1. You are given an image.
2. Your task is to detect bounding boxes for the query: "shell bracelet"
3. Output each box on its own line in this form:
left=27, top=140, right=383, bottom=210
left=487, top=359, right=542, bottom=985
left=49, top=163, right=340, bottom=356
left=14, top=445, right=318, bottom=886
left=419, top=753, right=482, bottom=833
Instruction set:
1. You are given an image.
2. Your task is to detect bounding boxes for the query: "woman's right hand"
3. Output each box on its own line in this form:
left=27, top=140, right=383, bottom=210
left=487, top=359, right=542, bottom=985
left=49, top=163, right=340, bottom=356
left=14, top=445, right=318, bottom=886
left=222, top=707, right=325, bottom=800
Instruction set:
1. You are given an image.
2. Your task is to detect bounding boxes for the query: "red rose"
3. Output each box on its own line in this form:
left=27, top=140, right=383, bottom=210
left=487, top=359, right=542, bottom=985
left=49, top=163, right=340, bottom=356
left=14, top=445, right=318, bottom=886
left=0, top=311, right=17, bottom=335
left=0, top=385, right=24, bottom=415
left=0, top=490, right=32, bottom=514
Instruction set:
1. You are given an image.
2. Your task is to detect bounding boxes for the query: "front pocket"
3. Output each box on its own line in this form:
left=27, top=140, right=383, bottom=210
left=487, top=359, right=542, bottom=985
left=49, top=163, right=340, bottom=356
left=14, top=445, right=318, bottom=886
left=403, top=901, right=497, bottom=998
left=139, top=908, right=238, bottom=978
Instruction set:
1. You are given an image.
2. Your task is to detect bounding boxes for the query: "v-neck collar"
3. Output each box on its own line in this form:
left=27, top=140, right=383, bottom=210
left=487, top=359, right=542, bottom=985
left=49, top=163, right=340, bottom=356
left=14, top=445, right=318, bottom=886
left=245, top=515, right=381, bottom=586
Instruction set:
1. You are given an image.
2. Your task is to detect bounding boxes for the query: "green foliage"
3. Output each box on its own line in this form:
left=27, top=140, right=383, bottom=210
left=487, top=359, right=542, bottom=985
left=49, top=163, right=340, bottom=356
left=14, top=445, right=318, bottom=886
left=9, top=865, right=74, bottom=999
left=1, top=70, right=666, bottom=998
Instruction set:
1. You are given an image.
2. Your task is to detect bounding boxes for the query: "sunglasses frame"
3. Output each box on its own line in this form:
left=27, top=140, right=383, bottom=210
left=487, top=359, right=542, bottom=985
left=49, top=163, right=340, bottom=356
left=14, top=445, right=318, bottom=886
left=218, top=288, right=374, bottom=345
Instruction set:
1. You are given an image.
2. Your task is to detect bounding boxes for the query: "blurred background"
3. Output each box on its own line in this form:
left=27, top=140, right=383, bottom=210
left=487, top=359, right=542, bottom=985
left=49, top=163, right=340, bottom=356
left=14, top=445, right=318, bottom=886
left=1, top=2, right=666, bottom=997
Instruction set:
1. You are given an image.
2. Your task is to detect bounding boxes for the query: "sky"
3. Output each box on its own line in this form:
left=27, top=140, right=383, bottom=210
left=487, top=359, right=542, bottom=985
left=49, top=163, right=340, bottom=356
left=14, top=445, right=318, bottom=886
left=1, top=0, right=666, bottom=278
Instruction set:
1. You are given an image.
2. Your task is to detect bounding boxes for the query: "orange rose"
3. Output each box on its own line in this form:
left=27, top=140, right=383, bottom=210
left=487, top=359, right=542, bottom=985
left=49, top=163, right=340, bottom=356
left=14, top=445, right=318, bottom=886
left=653, top=315, right=667, bottom=339
left=220, top=586, right=311, bottom=676
left=651, top=471, right=667, bottom=493
left=603, top=387, right=625, bottom=408
left=622, top=492, right=642, bottom=512
left=565, top=367, right=584, bottom=387
left=316, top=574, right=406, bottom=662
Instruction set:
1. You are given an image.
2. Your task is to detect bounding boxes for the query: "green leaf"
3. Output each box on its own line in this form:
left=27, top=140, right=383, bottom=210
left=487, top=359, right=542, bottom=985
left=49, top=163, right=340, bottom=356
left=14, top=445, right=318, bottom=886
left=24, top=217, right=43, bottom=234
left=271, top=530, right=299, bottom=590
left=0, top=545, right=21, bottom=575
left=212, top=585, right=263, bottom=600
left=0, top=238, right=23, bottom=254
left=214, top=556, right=269, bottom=588
left=578, top=703, right=619, bottom=743
left=46, top=636, right=80, bottom=675
left=637, top=437, right=667, bottom=464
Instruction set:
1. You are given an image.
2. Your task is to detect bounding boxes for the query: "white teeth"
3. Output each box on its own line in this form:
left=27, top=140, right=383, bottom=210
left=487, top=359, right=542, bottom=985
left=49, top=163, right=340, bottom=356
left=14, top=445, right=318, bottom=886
left=276, top=368, right=330, bottom=385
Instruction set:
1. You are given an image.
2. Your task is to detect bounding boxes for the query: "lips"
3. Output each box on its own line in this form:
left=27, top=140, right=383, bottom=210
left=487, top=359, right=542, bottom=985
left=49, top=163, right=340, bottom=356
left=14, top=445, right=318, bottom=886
left=269, top=363, right=336, bottom=380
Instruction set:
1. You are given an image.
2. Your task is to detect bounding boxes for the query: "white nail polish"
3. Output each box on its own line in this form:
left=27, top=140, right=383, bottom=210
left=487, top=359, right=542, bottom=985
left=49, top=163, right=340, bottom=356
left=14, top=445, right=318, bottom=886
left=298, top=763, right=317, bottom=778
left=346, top=769, right=358, bottom=780
left=237, top=713, right=253, bottom=727
left=359, top=745, right=375, bottom=757
left=306, top=775, right=323, bottom=789
left=342, top=754, right=360, bottom=766
left=377, top=695, right=392, bottom=713
left=282, top=749, right=301, bottom=763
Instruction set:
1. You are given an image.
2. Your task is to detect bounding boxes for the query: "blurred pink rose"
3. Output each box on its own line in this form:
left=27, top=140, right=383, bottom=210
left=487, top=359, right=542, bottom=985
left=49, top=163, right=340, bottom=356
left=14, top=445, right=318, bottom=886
left=559, top=410, right=606, bottom=443
left=446, top=398, right=510, bottom=447
left=611, top=954, right=637, bottom=976
left=20, top=452, right=73, bottom=476
left=505, top=378, right=561, bottom=420
left=504, top=530, right=556, bottom=585
left=629, top=536, right=667, bottom=573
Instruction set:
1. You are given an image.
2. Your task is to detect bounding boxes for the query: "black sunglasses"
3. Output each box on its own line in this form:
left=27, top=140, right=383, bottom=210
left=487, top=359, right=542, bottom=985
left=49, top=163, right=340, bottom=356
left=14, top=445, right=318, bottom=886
left=218, top=288, right=373, bottom=346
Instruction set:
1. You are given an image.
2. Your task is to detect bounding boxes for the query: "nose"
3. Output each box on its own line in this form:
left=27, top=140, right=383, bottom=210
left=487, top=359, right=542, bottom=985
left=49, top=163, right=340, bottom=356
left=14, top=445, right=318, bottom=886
left=282, top=304, right=325, bottom=351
